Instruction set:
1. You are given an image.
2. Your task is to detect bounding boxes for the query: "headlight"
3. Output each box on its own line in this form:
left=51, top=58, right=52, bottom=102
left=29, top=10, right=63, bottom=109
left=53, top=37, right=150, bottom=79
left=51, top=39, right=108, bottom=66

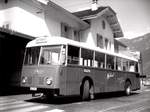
left=22, top=76, right=27, bottom=84
left=46, top=78, right=52, bottom=85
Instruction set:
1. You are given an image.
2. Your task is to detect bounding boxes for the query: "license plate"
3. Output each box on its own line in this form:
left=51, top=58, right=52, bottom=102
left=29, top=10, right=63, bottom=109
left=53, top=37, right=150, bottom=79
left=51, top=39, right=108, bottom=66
left=30, top=87, right=37, bottom=91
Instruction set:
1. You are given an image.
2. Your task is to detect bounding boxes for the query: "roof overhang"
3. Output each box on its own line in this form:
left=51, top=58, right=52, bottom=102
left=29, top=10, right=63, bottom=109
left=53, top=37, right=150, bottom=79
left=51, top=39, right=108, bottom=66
left=114, top=39, right=127, bottom=48
left=103, top=8, right=124, bottom=38
left=0, top=27, right=35, bottom=40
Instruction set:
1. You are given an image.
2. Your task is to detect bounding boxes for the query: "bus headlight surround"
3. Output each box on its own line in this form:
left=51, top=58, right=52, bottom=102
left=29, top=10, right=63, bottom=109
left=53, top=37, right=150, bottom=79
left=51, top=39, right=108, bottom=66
left=46, top=77, right=52, bottom=85
left=22, top=76, right=27, bottom=84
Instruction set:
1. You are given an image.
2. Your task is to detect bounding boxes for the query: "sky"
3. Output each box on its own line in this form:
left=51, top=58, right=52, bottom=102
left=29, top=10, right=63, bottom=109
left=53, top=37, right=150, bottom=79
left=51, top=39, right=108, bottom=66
left=51, top=0, right=150, bottom=39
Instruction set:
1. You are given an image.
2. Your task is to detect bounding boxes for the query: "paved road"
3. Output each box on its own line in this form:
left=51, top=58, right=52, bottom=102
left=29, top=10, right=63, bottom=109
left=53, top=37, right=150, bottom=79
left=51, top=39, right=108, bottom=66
left=0, top=87, right=150, bottom=112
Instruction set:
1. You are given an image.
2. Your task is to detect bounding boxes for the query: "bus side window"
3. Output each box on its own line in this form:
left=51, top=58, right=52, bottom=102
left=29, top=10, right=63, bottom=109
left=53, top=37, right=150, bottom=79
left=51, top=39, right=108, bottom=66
left=116, top=57, right=122, bottom=71
left=122, top=58, right=129, bottom=71
left=129, top=61, right=135, bottom=72
left=67, top=45, right=80, bottom=65
left=81, top=48, right=93, bottom=67
left=135, top=62, right=139, bottom=72
left=129, top=61, right=138, bottom=72
left=106, top=55, right=115, bottom=70
left=95, top=52, right=105, bottom=68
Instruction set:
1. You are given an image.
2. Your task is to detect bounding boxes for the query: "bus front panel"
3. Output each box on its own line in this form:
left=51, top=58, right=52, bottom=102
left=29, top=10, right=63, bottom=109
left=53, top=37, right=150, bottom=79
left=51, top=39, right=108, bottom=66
left=21, top=65, right=61, bottom=90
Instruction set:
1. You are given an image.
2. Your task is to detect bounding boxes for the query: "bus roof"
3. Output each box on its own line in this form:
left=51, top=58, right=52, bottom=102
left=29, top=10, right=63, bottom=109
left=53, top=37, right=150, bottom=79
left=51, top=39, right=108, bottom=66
left=26, top=36, right=138, bottom=62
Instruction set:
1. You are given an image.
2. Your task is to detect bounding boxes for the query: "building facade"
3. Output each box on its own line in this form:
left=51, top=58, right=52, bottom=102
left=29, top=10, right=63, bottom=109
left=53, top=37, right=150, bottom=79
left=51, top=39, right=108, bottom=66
left=73, top=7, right=123, bottom=52
left=0, top=0, right=123, bottom=50
left=0, top=0, right=88, bottom=38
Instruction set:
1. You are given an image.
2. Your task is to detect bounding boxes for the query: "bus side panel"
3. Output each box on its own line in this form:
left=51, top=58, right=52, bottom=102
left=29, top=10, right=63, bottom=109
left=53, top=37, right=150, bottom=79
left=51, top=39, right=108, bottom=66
left=105, top=70, right=117, bottom=92
left=59, top=66, right=67, bottom=95
left=59, top=66, right=140, bottom=96
left=126, top=72, right=140, bottom=91
left=59, top=66, right=81, bottom=95
left=134, top=73, right=141, bottom=90
left=92, top=68, right=106, bottom=93
left=115, top=71, right=140, bottom=92
left=115, top=71, right=125, bottom=91
left=59, top=66, right=107, bottom=96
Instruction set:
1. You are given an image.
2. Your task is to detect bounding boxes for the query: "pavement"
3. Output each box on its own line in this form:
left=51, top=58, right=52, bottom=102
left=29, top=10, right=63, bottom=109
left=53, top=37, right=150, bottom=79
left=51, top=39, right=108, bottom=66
left=141, top=84, right=150, bottom=89
left=0, top=85, right=150, bottom=112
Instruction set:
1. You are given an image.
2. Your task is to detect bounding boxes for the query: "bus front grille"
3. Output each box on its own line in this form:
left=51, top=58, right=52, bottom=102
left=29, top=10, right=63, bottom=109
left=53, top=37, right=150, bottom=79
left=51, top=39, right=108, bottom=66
left=28, top=77, right=32, bottom=84
left=39, top=77, right=44, bottom=85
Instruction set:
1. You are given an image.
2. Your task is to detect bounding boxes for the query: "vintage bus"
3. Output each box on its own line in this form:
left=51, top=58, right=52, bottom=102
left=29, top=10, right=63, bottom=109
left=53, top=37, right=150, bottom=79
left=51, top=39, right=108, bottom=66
left=21, top=36, right=141, bottom=100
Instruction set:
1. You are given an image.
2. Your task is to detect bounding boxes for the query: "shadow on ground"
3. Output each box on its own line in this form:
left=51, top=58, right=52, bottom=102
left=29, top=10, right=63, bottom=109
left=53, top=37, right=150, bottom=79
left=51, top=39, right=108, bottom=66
left=0, top=86, right=32, bottom=96
left=26, top=91, right=139, bottom=105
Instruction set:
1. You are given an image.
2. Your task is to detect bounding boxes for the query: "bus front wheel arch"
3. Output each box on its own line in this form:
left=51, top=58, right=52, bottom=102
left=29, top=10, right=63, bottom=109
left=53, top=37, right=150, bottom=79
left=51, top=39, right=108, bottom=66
left=80, top=78, right=94, bottom=101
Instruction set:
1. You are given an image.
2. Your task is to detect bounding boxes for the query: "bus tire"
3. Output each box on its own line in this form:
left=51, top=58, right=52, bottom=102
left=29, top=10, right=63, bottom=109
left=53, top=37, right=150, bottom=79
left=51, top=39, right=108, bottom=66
left=82, top=80, right=94, bottom=101
left=125, top=81, right=131, bottom=96
left=90, top=85, right=94, bottom=100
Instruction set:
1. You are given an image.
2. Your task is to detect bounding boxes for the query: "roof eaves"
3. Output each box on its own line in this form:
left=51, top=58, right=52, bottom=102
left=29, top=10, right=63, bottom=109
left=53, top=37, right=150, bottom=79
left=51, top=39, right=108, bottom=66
left=0, top=27, right=35, bottom=40
left=114, top=39, right=127, bottom=48
left=107, top=6, right=116, bottom=15
left=104, top=9, right=124, bottom=38
left=80, top=14, right=98, bottom=20
left=72, top=6, right=107, bottom=19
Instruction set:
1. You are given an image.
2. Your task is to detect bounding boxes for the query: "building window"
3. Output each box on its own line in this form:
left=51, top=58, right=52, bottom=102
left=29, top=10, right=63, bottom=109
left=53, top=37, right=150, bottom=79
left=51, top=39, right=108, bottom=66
left=64, top=26, right=68, bottom=32
left=109, top=41, right=111, bottom=50
left=102, top=20, right=106, bottom=30
left=4, top=0, right=8, bottom=4
left=61, top=22, right=71, bottom=39
left=97, top=34, right=103, bottom=48
left=105, top=38, right=108, bottom=50
left=74, top=30, right=80, bottom=41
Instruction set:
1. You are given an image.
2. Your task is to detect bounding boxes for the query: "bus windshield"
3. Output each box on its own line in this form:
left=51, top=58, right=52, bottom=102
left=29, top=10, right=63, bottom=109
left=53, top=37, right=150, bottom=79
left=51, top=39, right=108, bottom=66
left=24, top=47, right=41, bottom=65
left=40, top=46, right=62, bottom=65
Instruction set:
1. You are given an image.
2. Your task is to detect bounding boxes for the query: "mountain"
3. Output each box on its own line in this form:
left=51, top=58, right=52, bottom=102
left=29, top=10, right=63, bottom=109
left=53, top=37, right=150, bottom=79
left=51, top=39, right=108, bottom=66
left=118, top=33, right=150, bottom=77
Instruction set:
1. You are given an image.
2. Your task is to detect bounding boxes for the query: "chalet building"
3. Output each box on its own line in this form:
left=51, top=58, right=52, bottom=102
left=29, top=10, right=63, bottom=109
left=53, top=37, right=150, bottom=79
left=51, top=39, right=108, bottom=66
left=73, top=7, right=123, bottom=52
left=0, top=0, right=125, bottom=92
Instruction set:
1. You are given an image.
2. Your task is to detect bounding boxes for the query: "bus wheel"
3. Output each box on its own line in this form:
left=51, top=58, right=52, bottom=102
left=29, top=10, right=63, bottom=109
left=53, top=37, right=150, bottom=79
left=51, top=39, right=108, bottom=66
left=89, top=85, right=94, bottom=100
left=125, top=81, right=131, bottom=96
left=82, top=80, right=94, bottom=101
